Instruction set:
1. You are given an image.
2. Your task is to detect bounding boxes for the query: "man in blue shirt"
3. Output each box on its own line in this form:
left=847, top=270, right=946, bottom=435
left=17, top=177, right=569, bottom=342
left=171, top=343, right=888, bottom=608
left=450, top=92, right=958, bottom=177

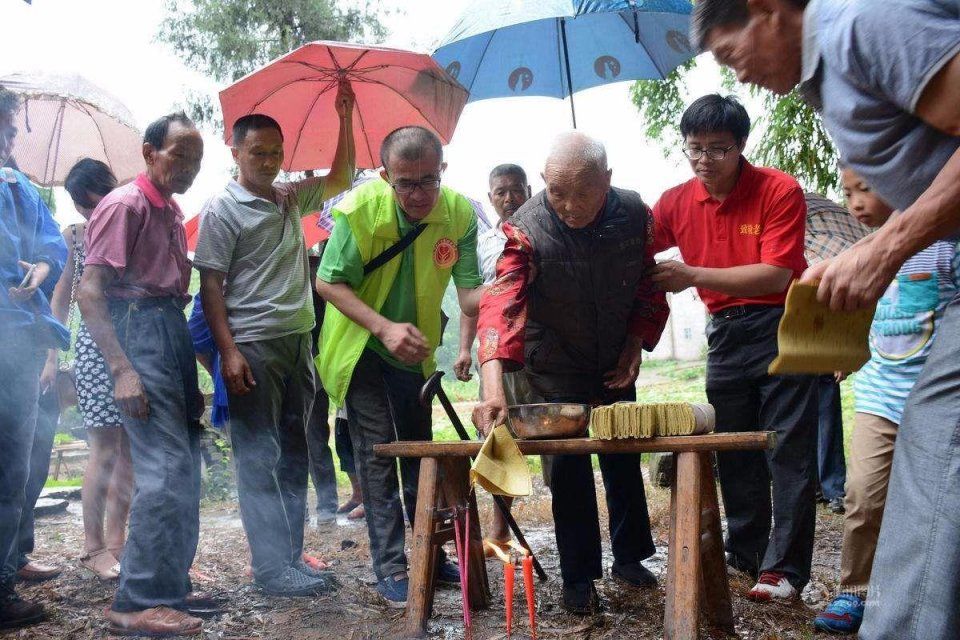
left=692, top=1, right=960, bottom=637
left=0, top=84, right=67, bottom=631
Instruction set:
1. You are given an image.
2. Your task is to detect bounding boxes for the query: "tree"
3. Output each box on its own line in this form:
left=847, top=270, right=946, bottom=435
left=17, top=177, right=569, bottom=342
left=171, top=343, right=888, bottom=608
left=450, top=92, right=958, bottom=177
left=630, top=59, right=840, bottom=196
left=157, top=0, right=387, bottom=128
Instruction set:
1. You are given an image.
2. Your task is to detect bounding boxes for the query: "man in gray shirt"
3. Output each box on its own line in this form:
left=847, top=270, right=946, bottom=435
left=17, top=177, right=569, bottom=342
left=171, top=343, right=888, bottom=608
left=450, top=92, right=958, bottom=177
left=692, top=1, right=960, bottom=637
left=194, top=83, right=355, bottom=597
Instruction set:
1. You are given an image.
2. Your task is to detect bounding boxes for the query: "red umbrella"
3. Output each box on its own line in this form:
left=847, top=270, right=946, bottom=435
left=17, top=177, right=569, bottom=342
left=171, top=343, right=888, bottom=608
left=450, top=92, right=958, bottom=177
left=184, top=213, right=330, bottom=253
left=219, top=42, right=469, bottom=171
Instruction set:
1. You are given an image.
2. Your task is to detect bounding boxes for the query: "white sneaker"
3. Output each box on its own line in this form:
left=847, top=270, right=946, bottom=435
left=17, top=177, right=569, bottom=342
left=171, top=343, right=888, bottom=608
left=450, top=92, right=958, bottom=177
left=747, top=572, right=797, bottom=601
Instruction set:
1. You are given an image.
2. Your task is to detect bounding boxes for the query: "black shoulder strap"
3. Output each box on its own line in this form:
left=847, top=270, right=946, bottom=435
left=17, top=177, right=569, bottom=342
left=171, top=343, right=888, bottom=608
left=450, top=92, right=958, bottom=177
left=363, top=223, right=427, bottom=276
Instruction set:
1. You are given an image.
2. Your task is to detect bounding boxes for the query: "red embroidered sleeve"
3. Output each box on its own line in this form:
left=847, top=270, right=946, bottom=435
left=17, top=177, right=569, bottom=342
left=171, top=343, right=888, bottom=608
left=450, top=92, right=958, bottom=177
left=477, top=222, right=532, bottom=371
left=628, top=208, right=670, bottom=350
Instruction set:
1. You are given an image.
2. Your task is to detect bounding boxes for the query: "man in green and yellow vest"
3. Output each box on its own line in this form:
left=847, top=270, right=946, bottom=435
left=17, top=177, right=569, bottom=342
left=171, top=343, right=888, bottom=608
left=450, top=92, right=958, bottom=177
left=316, top=126, right=484, bottom=608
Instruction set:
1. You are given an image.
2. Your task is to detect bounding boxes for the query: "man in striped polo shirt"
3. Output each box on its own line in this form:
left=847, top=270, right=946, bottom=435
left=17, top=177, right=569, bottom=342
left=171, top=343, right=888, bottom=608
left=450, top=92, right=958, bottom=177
left=194, top=83, right=355, bottom=597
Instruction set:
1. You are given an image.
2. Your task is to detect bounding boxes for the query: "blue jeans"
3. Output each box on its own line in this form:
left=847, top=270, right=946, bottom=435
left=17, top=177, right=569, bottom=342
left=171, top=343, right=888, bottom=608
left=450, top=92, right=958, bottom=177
left=17, top=389, right=59, bottom=567
left=0, top=340, right=45, bottom=596
left=860, top=296, right=960, bottom=639
left=817, top=376, right=847, bottom=501
left=110, top=298, right=202, bottom=612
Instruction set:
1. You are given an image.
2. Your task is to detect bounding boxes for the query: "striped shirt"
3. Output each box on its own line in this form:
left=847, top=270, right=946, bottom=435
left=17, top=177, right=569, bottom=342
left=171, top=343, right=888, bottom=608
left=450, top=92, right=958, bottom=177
left=854, top=240, right=960, bottom=423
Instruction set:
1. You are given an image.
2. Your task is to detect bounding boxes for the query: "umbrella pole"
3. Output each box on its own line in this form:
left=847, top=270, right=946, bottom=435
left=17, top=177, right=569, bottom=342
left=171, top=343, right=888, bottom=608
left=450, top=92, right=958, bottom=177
left=560, top=18, right=578, bottom=129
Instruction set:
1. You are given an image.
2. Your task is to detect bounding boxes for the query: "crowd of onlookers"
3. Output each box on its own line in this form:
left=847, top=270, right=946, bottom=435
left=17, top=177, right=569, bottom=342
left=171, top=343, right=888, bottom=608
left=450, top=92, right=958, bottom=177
left=1, top=1, right=958, bottom=638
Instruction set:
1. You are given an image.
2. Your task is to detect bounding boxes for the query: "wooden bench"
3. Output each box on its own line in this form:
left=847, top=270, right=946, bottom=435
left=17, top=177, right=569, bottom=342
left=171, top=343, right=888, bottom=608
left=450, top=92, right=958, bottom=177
left=376, top=431, right=776, bottom=639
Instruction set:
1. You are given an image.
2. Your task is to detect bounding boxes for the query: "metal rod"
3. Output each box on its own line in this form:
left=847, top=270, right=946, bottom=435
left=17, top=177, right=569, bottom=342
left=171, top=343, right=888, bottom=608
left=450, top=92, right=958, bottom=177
left=559, top=17, right=578, bottom=129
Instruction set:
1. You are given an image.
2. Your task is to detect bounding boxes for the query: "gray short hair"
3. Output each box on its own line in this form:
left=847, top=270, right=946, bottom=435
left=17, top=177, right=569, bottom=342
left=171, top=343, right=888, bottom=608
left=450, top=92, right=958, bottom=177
left=692, top=0, right=808, bottom=51
left=545, top=131, right=608, bottom=174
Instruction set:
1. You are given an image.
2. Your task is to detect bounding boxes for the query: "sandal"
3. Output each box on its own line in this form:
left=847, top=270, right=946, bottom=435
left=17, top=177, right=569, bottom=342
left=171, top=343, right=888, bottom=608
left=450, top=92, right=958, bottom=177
left=80, top=549, right=120, bottom=580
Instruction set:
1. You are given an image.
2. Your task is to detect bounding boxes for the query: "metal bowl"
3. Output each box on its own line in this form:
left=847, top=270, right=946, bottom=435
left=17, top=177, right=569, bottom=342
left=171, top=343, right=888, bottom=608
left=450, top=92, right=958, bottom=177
left=506, top=403, right=591, bottom=440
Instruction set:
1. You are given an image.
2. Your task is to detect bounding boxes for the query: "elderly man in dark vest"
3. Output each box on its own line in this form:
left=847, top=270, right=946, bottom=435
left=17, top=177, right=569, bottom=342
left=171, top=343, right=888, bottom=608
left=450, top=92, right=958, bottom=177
left=473, top=132, right=670, bottom=614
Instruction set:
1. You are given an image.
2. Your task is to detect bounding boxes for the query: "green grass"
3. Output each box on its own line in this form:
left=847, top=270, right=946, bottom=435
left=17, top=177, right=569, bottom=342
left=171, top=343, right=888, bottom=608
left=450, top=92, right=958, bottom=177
left=53, top=433, right=76, bottom=446
left=44, top=476, right=83, bottom=488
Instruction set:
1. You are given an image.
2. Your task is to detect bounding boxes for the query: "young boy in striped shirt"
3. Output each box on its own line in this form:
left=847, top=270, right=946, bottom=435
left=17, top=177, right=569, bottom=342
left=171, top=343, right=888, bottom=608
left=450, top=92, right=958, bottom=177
left=814, top=168, right=960, bottom=634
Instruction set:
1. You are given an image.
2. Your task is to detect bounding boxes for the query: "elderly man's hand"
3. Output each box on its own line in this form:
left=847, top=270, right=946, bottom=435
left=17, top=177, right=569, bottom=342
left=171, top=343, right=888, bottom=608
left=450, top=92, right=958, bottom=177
left=650, top=260, right=695, bottom=293
left=472, top=397, right=508, bottom=438
left=605, top=337, right=643, bottom=389
left=799, top=242, right=898, bottom=311
left=114, top=366, right=149, bottom=420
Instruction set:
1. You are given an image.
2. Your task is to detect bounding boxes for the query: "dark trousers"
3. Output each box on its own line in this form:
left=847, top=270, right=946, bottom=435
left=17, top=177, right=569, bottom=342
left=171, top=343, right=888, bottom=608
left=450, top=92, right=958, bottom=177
left=17, top=389, right=59, bottom=567
left=229, top=332, right=315, bottom=581
left=111, top=299, right=202, bottom=612
left=705, top=306, right=818, bottom=590
left=541, top=386, right=655, bottom=585
left=0, top=341, right=45, bottom=595
left=817, top=375, right=847, bottom=501
left=345, top=350, right=430, bottom=580
left=306, top=384, right=338, bottom=515
left=335, top=416, right=355, bottom=474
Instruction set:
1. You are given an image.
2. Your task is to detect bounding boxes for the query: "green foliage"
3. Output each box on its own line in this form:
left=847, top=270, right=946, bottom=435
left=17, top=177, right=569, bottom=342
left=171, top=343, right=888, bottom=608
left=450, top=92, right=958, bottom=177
left=630, top=60, right=839, bottom=195
left=750, top=89, right=839, bottom=196
left=200, top=431, right=235, bottom=503
left=157, top=0, right=388, bottom=127
left=53, top=432, right=75, bottom=446
left=629, top=60, right=697, bottom=157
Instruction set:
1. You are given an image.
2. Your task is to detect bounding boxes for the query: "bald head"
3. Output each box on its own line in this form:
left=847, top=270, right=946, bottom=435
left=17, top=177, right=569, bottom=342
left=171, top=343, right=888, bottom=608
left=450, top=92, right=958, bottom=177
left=544, top=131, right=608, bottom=176
left=541, top=132, right=612, bottom=229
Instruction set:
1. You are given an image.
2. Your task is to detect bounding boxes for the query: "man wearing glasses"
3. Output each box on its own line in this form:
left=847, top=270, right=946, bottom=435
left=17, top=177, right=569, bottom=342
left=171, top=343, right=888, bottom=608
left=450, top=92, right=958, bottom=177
left=315, top=125, right=484, bottom=607
left=649, top=95, right=818, bottom=603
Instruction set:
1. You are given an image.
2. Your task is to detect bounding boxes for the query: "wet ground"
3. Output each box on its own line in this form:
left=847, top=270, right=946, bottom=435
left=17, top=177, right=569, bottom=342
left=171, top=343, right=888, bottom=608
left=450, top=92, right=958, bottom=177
left=15, top=472, right=846, bottom=639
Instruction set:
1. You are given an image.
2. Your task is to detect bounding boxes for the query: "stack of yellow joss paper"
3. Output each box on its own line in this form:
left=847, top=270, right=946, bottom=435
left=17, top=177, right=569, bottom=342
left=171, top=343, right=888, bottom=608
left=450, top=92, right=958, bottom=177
left=590, top=402, right=715, bottom=439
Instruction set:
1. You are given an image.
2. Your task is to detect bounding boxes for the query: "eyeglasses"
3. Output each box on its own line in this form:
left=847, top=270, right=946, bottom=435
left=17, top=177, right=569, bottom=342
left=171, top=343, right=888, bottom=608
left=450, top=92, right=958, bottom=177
left=681, top=144, right=738, bottom=161
left=390, top=179, right=442, bottom=196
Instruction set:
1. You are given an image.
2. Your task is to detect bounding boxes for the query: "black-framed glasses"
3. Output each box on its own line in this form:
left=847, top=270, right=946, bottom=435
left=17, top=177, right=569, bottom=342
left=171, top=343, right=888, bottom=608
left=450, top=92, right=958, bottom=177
left=681, top=144, right=738, bottom=161
left=390, top=179, right=442, bottom=196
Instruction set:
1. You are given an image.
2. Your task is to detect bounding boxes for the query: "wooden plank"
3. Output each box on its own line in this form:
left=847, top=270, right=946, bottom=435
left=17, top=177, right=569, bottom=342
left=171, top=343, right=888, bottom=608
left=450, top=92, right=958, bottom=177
left=664, top=453, right=679, bottom=635
left=697, top=453, right=735, bottom=632
left=376, top=432, right=775, bottom=458
left=664, top=451, right=703, bottom=640
left=403, top=457, right=441, bottom=639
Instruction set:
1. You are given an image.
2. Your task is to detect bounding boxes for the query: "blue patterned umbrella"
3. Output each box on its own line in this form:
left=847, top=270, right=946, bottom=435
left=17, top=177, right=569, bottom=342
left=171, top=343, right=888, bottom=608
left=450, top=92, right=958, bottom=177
left=433, top=0, right=695, bottom=126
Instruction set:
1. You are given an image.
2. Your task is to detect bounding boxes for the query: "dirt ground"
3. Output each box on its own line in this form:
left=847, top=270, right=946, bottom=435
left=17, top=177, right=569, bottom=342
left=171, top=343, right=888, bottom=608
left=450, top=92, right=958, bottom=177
left=14, top=467, right=846, bottom=640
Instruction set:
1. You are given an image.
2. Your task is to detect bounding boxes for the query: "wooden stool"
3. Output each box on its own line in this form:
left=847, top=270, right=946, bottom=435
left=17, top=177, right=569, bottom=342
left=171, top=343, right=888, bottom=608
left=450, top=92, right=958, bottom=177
left=377, top=433, right=773, bottom=639
left=405, top=457, right=490, bottom=638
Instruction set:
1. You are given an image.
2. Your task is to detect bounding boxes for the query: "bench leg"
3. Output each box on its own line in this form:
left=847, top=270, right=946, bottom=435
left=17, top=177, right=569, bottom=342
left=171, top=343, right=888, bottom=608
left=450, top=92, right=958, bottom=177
left=664, top=451, right=703, bottom=640
left=404, top=457, right=441, bottom=638
left=440, top=458, right=491, bottom=609
left=698, top=453, right=735, bottom=632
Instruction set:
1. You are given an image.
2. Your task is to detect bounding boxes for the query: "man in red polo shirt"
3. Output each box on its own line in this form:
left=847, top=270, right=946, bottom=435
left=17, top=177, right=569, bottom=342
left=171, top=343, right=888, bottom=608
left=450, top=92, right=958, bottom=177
left=650, top=94, right=817, bottom=602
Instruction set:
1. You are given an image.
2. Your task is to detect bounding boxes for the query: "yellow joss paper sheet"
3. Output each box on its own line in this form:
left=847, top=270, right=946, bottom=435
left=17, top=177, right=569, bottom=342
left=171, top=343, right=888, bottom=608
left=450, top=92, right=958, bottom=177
left=470, top=425, right=532, bottom=497
left=768, top=282, right=876, bottom=375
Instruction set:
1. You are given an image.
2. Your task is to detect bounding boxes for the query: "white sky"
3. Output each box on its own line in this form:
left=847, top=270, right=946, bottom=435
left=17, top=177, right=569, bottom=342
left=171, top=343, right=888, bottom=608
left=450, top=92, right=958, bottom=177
left=1, top=0, right=734, bottom=227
